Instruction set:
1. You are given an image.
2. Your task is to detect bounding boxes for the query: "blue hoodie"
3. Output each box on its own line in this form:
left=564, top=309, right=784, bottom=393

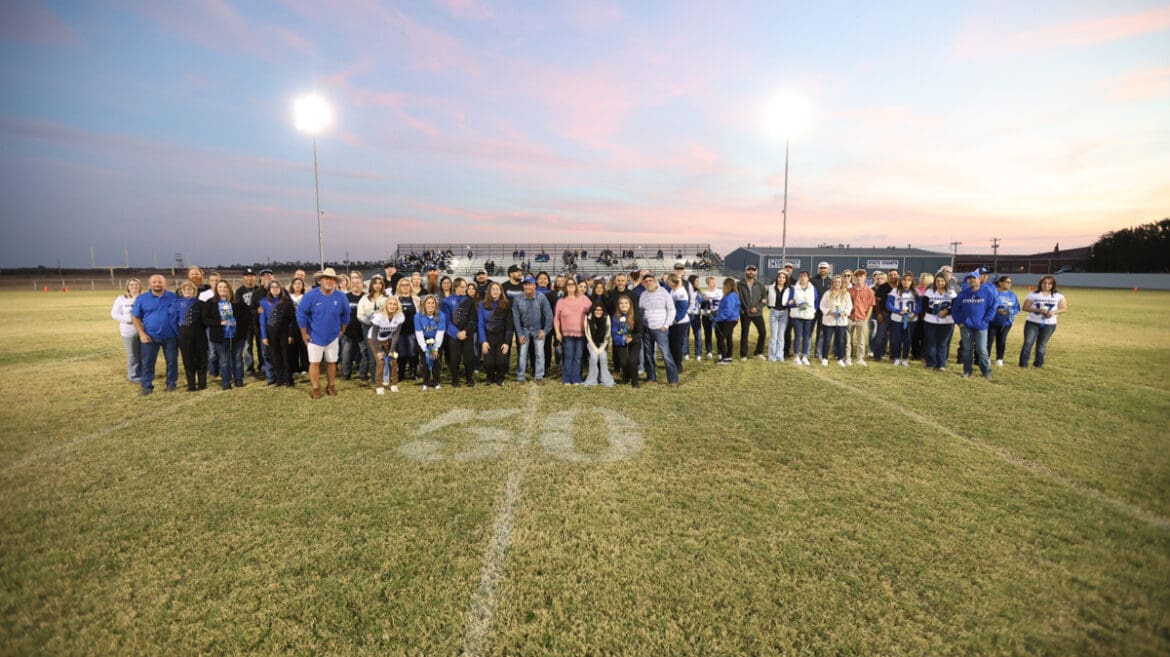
left=990, top=288, right=1021, bottom=327
left=715, top=291, right=740, bottom=322
left=952, top=282, right=999, bottom=330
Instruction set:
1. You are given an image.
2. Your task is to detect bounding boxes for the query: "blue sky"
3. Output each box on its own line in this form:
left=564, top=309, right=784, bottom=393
left=1, top=0, right=1167, bottom=267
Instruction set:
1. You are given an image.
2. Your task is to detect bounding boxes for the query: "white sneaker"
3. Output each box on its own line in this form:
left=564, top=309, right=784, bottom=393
left=434, top=384, right=441, bottom=390
left=390, top=385, right=399, bottom=392
left=857, top=359, right=867, bottom=367
left=845, top=358, right=852, bottom=366
left=802, top=356, right=810, bottom=366
left=376, top=387, right=385, bottom=395
left=684, top=355, right=691, bottom=360
left=778, top=357, right=785, bottom=363
left=821, top=358, right=829, bottom=367
left=893, top=359, right=902, bottom=366
left=756, top=354, right=766, bottom=360
left=996, top=359, right=1004, bottom=367
left=696, top=355, right=702, bottom=361
left=707, top=352, right=714, bottom=359
left=421, top=385, right=428, bottom=391
left=838, top=359, right=847, bottom=367
left=902, top=360, right=911, bottom=367
left=741, top=357, right=747, bottom=362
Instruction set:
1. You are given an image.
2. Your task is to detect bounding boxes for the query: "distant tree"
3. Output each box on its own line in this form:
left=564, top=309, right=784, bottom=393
left=1087, top=218, right=1170, bottom=273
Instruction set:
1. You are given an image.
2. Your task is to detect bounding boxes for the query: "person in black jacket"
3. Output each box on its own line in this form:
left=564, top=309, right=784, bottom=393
left=202, top=280, right=250, bottom=390
left=611, top=294, right=645, bottom=387
left=260, top=280, right=297, bottom=387
left=448, top=279, right=480, bottom=387
left=477, top=282, right=513, bottom=386
left=235, top=268, right=264, bottom=377
left=174, top=281, right=207, bottom=391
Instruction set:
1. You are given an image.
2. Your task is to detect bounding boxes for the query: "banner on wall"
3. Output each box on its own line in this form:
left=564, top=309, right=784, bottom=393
left=866, top=259, right=900, bottom=270
left=766, top=258, right=801, bottom=269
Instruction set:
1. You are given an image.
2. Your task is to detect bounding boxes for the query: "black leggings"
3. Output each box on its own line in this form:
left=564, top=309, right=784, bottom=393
left=483, top=335, right=510, bottom=383
left=450, top=335, right=477, bottom=384
left=614, top=342, right=640, bottom=385
left=717, top=320, right=737, bottom=359
left=178, top=328, right=208, bottom=389
left=701, top=315, right=715, bottom=355
left=267, top=328, right=291, bottom=384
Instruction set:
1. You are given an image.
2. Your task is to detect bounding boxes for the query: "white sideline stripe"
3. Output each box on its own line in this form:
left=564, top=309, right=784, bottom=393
left=1, top=389, right=223, bottom=475
left=807, top=370, right=1170, bottom=532
left=461, top=384, right=540, bottom=656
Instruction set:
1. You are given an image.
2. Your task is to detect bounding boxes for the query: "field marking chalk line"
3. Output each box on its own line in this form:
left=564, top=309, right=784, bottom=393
left=2, top=389, right=224, bottom=475
left=460, top=383, right=540, bottom=656
left=806, top=369, right=1170, bottom=532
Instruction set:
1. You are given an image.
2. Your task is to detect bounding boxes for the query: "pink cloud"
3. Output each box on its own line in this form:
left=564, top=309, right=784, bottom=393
left=121, top=0, right=314, bottom=61
left=434, top=0, right=494, bottom=21
left=1107, top=66, right=1170, bottom=101
left=952, top=6, right=1170, bottom=59
left=0, top=1, right=80, bottom=45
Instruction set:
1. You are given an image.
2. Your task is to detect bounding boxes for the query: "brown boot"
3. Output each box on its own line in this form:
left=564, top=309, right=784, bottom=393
left=311, top=387, right=322, bottom=400
left=325, top=384, right=337, bottom=396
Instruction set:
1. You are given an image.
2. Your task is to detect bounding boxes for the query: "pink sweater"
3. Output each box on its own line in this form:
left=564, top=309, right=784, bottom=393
left=554, top=294, right=593, bottom=338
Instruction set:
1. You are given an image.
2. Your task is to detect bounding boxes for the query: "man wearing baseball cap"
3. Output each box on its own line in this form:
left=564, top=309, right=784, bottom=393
left=952, top=271, right=998, bottom=380
left=235, top=267, right=265, bottom=377
left=736, top=264, right=767, bottom=360
left=511, top=275, right=552, bottom=382
left=810, top=262, right=833, bottom=360
left=296, top=268, right=351, bottom=398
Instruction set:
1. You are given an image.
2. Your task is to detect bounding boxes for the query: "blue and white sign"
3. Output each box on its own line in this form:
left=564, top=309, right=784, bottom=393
left=767, top=258, right=801, bottom=269
left=866, top=259, right=900, bottom=270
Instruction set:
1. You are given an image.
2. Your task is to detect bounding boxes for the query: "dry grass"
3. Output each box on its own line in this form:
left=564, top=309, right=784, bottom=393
left=1, top=289, right=1168, bottom=656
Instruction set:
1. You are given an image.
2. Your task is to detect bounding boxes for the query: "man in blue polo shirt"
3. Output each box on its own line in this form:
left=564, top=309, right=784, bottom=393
left=297, top=268, right=351, bottom=399
left=131, top=274, right=180, bottom=395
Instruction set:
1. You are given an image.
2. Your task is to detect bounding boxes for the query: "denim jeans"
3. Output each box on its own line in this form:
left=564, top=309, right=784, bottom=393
left=768, top=311, right=789, bottom=361
left=516, top=332, right=546, bottom=381
left=122, top=333, right=142, bottom=381
left=872, top=317, right=890, bottom=360
left=889, top=320, right=914, bottom=361
left=561, top=336, right=584, bottom=384
left=139, top=336, right=178, bottom=391
left=824, top=325, right=847, bottom=360
left=922, top=322, right=954, bottom=369
left=213, top=338, right=246, bottom=388
left=207, top=329, right=218, bottom=375
left=959, top=325, right=990, bottom=375
left=584, top=347, right=615, bottom=386
left=642, top=327, right=679, bottom=384
left=792, top=318, right=814, bottom=357
left=1019, top=321, right=1056, bottom=368
left=989, top=323, right=1013, bottom=361
left=689, top=316, right=704, bottom=357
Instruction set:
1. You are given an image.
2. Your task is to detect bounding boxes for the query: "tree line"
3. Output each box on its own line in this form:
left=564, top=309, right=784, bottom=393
left=1087, top=218, right=1170, bottom=273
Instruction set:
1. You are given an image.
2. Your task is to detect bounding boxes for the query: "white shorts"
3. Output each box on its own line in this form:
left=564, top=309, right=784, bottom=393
left=306, top=337, right=340, bottom=363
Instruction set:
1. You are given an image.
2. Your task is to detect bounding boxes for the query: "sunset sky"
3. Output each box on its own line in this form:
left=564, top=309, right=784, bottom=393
left=1, top=0, right=1167, bottom=267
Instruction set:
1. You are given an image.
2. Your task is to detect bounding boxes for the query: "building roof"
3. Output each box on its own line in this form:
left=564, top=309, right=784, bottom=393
left=734, top=245, right=950, bottom=257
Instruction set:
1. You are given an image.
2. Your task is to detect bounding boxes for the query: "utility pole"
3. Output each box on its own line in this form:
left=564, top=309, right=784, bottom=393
left=990, top=237, right=1000, bottom=274
left=949, top=241, right=962, bottom=270
left=91, top=246, right=96, bottom=269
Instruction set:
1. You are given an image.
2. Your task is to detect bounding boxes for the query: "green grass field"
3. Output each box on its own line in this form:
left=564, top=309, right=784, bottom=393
left=2, top=289, right=1169, bottom=656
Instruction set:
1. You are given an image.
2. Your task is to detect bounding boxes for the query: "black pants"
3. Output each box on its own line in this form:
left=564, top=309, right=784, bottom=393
left=178, top=327, right=208, bottom=390
left=483, top=335, right=510, bottom=383
left=990, top=323, right=1013, bottom=360
left=701, top=315, right=715, bottom=355
left=422, top=356, right=442, bottom=387
left=450, top=334, right=477, bottom=384
left=717, top=320, right=737, bottom=360
left=267, top=328, right=291, bottom=384
left=739, top=315, right=765, bottom=357
left=614, top=342, right=640, bottom=386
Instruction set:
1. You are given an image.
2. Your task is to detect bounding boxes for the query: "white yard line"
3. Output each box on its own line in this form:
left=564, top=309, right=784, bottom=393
left=460, top=384, right=540, bottom=656
left=807, top=369, right=1170, bottom=532
left=1, top=389, right=223, bottom=475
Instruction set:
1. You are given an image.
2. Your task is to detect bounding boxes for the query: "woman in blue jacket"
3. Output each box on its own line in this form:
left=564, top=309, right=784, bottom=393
left=714, top=277, right=740, bottom=364
left=610, top=294, right=645, bottom=387
left=989, top=275, right=1021, bottom=367
left=414, top=295, right=446, bottom=391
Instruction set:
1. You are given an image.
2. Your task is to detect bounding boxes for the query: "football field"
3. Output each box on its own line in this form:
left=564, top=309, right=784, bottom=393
left=2, top=288, right=1168, bottom=656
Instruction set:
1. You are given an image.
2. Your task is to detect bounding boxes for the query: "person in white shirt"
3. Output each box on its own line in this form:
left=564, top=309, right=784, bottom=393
left=110, top=279, right=142, bottom=382
left=1018, top=275, right=1068, bottom=368
left=637, top=276, right=679, bottom=385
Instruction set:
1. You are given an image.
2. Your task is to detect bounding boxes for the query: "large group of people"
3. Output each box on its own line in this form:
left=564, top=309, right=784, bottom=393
left=112, top=259, right=1068, bottom=396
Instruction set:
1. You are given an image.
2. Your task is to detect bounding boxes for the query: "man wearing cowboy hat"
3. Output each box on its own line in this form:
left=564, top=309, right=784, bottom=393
left=296, top=268, right=351, bottom=399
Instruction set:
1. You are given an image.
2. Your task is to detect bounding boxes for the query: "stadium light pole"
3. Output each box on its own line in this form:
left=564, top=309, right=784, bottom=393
left=767, top=91, right=811, bottom=266
left=294, top=94, right=333, bottom=270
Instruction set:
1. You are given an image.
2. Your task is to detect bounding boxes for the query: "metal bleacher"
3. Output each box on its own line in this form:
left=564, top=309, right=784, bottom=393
left=394, top=243, right=724, bottom=279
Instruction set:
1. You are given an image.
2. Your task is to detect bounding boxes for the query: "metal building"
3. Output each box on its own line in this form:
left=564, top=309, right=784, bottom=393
left=723, top=246, right=954, bottom=279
